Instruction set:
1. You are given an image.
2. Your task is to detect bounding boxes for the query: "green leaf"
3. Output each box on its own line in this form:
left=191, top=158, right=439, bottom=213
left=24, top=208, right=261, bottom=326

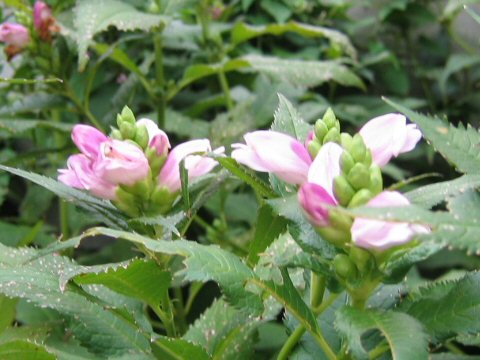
left=74, top=259, right=171, bottom=310
left=439, top=54, right=480, bottom=94
left=93, top=43, right=145, bottom=78
left=216, top=157, right=277, bottom=199
left=164, top=109, right=210, bottom=138
left=71, top=0, right=168, bottom=70
left=247, top=205, right=287, bottom=265
left=0, top=295, right=16, bottom=333
left=271, top=93, right=312, bottom=141
left=79, top=227, right=264, bottom=314
left=0, top=340, right=56, bottom=360
left=240, top=55, right=365, bottom=90
left=231, top=21, right=356, bottom=59
left=335, top=307, right=428, bottom=360
left=385, top=98, right=480, bottom=174
left=0, top=244, right=153, bottom=358
left=401, top=272, right=480, bottom=340
left=184, top=298, right=257, bottom=359
left=0, top=165, right=126, bottom=229
left=0, top=94, right=63, bottom=116
left=153, top=336, right=212, bottom=360
left=406, top=174, right=480, bottom=208
left=0, top=119, right=72, bottom=138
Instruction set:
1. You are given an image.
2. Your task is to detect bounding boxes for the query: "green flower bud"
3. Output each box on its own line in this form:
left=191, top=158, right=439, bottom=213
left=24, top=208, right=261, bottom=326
left=120, top=177, right=152, bottom=201
left=347, top=163, right=371, bottom=190
left=348, top=189, right=373, bottom=208
left=340, top=152, right=355, bottom=174
left=340, top=133, right=353, bottom=151
left=317, top=227, right=351, bottom=247
left=329, top=209, right=353, bottom=233
left=326, top=276, right=344, bottom=293
left=350, top=134, right=367, bottom=163
left=322, top=107, right=337, bottom=129
left=333, top=175, right=355, bottom=206
left=363, top=150, right=373, bottom=167
left=150, top=154, right=167, bottom=178
left=134, top=124, right=149, bottom=149
left=110, top=129, right=123, bottom=140
left=119, top=122, right=136, bottom=140
left=150, top=186, right=176, bottom=214
left=323, top=127, right=340, bottom=144
left=369, top=165, right=383, bottom=195
left=308, top=140, right=321, bottom=159
left=120, top=106, right=136, bottom=124
left=314, top=121, right=328, bottom=141
left=114, top=188, right=140, bottom=217
left=349, top=246, right=374, bottom=274
left=334, top=254, right=358, bottom=279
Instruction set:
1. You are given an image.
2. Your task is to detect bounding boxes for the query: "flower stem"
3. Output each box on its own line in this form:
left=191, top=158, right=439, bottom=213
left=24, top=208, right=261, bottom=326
left=154, top=32, right=166, bottom=128
left=277, top=326, right=306, bottom=360
left=217, top=69, right=233, bottom=110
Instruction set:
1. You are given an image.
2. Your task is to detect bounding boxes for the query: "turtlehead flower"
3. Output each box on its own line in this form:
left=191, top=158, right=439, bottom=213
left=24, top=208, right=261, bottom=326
left=359, top=113, right=422, bottom=167
left=159, top=139, right=224, bottom=192
left=136, top=118, right=170, bottom=156
left=33, top=1, right=58, bottom=41
left=298, top=183, right=337, bottom=227
left=0, top=23, right=30, bottom=57
left=352, top=191, right=429, bottom=250
left=232, top=130, right=311, bottom=185
left=59, top=125, right=150, bottom=199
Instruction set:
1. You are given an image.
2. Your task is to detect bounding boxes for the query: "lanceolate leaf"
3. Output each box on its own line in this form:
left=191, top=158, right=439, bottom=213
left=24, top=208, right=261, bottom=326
left=271, top=94, right=312, bottom=141
left=400, top=272, right=480, bottom=340
left=152, top=336, right=212, bottom=360
left=0, top=340, right=56, bottom=360
left=335, top=307, right=428, bottom=360
left=385, top=98, right=480, bottom=174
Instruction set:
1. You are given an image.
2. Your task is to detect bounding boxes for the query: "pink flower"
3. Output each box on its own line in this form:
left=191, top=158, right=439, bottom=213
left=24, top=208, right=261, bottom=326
left=359, top=113, right=422, bottom=167
left=0, top=23, right=30, bottom=48
left=136, top=118, right=171, bottom=156
left=58, top=154, right=117, bottom=200
left=231, top=131, right=312, bottom=185
left=159, top=139, right=223, bottom=192
left=94, top=140, right=150, bottom=186
left=71, top=124, right=108, bottom=158
left=298, top=183, right=337, bottom=227
left=33, top=1, right=58, bottom=41
left=352, top=191, right=429, bottom=250
left=298, top=142, right=343, bottom=226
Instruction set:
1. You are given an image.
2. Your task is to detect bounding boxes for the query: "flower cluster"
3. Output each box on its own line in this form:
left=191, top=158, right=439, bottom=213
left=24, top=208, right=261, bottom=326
left=0, top=1, right=57, bottom=58
left=59, top=107, right=222, bottom=217
left=233, top=110, right=427, bottom=252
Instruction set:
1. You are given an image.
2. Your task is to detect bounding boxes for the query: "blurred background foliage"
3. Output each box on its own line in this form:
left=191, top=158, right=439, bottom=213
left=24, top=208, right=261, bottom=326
left=1, top=0, right=480, bottom=355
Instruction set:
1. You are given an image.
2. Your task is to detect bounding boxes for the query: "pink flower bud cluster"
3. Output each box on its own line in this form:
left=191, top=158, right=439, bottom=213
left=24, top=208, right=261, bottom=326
left=232, top=113, right=426, bottom=250
left=59, top=120, right=222, bottom=201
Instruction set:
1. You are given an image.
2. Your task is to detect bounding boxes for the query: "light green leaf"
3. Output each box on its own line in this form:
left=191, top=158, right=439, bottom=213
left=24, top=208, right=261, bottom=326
left=385, top=98, right=480, bottom=174
left=93, top=43, right=144, bottom=78
left=439, top=54, right=480, bottom=93
left=401, top=272, right=480, bottom=340
left=153, top=336, right=212, bottom=360
left=0, top=295, right=16, bottom=333
left=71, top=0, right=168, bottom=70
left=0, top=119, right=73, bottom=138
left=0, top=94, right=63, bottom=116
left=406, top=174, right=480, bottom=208
left=335, top=307, right=428, bottom=360
left=240, top=55, right=365, bottom=90
left=271, top=93, right=312, bottom=141
left=164, top=109, right=210, bottom=138
left=247, top=205, right=287, bottom=265
left=0, top=340, right=56, bottom=360
left=0, top=244, right=153, bottom=358
left=231, top=21, right=356, bottom=59
left=74, top=259, right=171, bottom=310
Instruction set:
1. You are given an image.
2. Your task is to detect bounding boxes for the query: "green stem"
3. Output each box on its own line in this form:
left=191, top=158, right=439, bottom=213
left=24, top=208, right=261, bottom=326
left=173, top=287, right=187, bottom=334
left=368, top=343, right=390, bottom=359
left=154, top=293, right=177, bottom=337
left=60, top=201, right=70, bottom=240
left=277, top=326, right=306, bottom=360
left=154, top=33, right=166, bottom=128
left=310, top=273, right=325, bottom=308
left=217, top=69, right=234, bottom=110
left=64, top=82, right=104, bottom=131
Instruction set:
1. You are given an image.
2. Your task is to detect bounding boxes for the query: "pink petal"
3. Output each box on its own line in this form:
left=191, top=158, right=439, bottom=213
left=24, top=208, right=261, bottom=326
left=72, top=125, right=108, bottom=158
left=307, top=142, right=343, bottom=200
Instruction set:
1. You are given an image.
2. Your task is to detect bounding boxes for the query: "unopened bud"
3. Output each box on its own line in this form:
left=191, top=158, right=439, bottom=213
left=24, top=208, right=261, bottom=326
left=348, top=189, right=374, bottom=208
left=114, top=188, right=140, bottom=217
left=334, top=254, right=358, bottom=279
left=150, top=154, right=167, bottom=178
left=134, top=124, right=149, bottom=149
left=110, top=128, right=122, bottom=140
left=120, top=106, right=136, bottom=124
left=349, top=246, right=374, bottom=274
left=317, top=227, right=350, bottom=247
left=314, top=121, right=328, bottom=141
left=340, top=152, right=355, bottom=174
left=120, top=177, right=152, bottom=201
left=347, top=163, right=371, bottom=190
left=334, top=175, right=355, bottom=206
left=308, top=140, right=321, bottom=159
left=322, top=108, right=337, bottom=129
left=363, top=150, right=373, bottom=167
left=323, top=127, right=340, bottom=144
left=329, top=209, right=353, bottom=232
left=150, top=186, right=176, bottom=214
left=350, top=134, right=367, bottom=163
left=340, top=133, right=353, bottom=151
left=119, top=122, right=136, bottom=139
left=369, top=165, right=383, bottom=195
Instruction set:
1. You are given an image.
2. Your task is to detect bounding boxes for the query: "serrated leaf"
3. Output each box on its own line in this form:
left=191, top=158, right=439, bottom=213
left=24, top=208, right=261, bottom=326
left=79, top=227, right=264, bottom=314
left=152, top=336, right=211, bottom=360
left=216, top=157, right=277, bottom=198
left=0, top=119, right=72, bottom=138
left=401, top=272, right=480, bottom=340
left=184, top=298, right=257, bottom=360
left=0, top=244, right=153, bottom=358
left=406, top=174, right=480, bottom=208
left=0, top=94, right=63, bottom=116
left=0, top=340, right=56, bottom=360
left=0, top=165, right=126, bottom=229
left=240, top=55, right=365, bottom=90
left=271, top=94, right=312, bottom=141
left=247, top=205, right=287, bottom=265
left=74, top=259, right=171, bottom=310
left=385, top=98, right=480, bottom=174
left=335, top=307, right=428, bottom=360
left=231, top=21, right=356, bottom=59
left=71, top=0, right=168, bottom=70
